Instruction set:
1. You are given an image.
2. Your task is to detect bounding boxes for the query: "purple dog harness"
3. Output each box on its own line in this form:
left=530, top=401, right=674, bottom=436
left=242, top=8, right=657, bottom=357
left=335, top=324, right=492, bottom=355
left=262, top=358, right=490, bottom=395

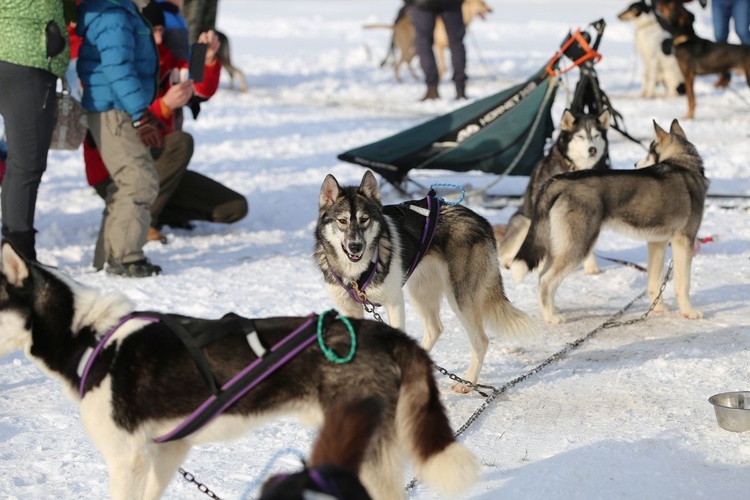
left=77, top=311, right=338, bottom=443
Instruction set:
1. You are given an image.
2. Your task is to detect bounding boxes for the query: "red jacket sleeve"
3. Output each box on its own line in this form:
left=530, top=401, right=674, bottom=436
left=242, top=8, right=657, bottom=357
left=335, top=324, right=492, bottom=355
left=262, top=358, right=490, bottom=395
left=83, top=137, right=109, bottom=187
left=193, top=59, right=221, bottom=99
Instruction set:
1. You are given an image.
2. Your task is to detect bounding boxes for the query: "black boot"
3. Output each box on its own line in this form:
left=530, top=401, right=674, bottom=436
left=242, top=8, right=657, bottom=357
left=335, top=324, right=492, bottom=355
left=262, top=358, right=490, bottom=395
left=1, top=229, right=36, bottom=262
left=420, top=85, right=440, bottom=101
left=456, top=81, right=467, bottom=100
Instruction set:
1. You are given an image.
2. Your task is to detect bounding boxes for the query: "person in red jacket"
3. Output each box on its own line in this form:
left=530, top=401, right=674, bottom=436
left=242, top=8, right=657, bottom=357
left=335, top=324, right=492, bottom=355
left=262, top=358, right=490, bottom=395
left=84, top=2, right=247, bottom=250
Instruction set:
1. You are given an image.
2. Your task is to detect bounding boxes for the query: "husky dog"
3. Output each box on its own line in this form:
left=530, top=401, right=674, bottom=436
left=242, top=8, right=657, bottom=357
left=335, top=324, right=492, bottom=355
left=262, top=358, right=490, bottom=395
left=314, top=171, right=534, bottom=394
left=618, top=0, right=685, bottom=98
left=0, top=243, right=479, bottom=500
left=498, top=108, right=611, bottom=272
left=511, top=119, right=708, bottom=324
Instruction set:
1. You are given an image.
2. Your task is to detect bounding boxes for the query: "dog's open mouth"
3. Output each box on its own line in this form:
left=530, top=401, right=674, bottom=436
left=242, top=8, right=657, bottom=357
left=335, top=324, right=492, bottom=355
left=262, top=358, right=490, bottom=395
left=342, top=245, right=364, bottom=262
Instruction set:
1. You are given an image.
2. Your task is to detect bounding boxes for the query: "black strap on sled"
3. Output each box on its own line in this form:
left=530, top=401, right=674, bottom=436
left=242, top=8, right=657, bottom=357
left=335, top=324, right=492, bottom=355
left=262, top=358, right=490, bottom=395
left=383, top=189, right=441, bottom=284
left=154, top=311, right=338, bottom=443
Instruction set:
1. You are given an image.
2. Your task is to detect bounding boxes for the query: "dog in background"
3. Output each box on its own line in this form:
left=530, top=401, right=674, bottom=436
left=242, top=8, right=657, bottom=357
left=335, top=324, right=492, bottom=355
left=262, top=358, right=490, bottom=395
left=511, top=119, right=708, bottom=324
left=0, top=242, right=479, bottom=500
left=215, top=30, right=247, bottom=92
left=260, top=398, right=380, bottom=500
left=653, top=0, right=750, bottom=118
left=498, top=108, right=611, bottom=272
left=315, top=170, right=534, bottom=393
left=618, top=0, right=685, bottom=98
left=365, top=0, right=492, bottom=83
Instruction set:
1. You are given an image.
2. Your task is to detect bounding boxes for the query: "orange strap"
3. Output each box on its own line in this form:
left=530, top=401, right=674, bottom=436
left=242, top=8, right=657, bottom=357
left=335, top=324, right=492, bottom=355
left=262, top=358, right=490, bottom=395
left=545, top=28, right=602, bottom=76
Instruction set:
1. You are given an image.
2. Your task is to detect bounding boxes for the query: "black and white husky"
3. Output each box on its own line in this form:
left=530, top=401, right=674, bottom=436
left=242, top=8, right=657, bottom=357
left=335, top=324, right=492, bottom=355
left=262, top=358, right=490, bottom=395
left=0, top=243, right=479, bottom=500
left=314, top=171, right=534, bottom=394
left=498, top=108, right=611, bottom=271
left=511, top=119, right=708, bottom=324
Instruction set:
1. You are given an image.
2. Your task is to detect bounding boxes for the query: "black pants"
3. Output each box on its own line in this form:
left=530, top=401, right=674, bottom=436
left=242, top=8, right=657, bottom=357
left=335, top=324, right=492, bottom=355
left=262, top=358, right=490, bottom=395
left=0, top=60, right=57, bottom=260
left=410, top=5, right=466, bottom=87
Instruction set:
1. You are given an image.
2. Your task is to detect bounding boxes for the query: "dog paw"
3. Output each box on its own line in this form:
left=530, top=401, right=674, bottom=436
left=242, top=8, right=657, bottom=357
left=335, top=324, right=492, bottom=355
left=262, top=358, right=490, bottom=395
left=584, top=263, right=601, bottom=275
left=450, top=382, right=473, bottom=394
left=543, top=312, right=566, bottom=324
left=652, top=301, right=669, bottom=313
left=682, top=309, right=703, bottom=319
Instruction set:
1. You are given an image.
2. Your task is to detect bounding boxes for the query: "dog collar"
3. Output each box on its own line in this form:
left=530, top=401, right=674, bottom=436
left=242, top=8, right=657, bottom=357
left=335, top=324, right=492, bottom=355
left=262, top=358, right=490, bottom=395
left=563, top=155, right=578, bottom=172
left=77, top=314, right=160, bottom=398
left=327, top=246, right=380, bottom=305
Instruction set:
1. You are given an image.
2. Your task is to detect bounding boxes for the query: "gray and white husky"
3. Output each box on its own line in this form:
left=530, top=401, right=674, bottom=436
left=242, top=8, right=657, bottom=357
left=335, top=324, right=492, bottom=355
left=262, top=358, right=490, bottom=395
left=0, top=243, right=479, bottom=500
left=314, top=170, right=534, bottom=394
left=499, top=108, right=610, bottom=271
left=511, top=119, right=708, bottom=324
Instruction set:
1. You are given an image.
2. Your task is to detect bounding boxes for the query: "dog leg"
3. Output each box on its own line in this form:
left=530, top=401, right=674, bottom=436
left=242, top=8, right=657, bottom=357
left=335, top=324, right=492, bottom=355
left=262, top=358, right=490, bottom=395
left=583, top=249, right=601, bottom=275
left=498, top=214, right=530, bottom=269
left=643, top=59, right=658, bottom=98
left=359, top=431, right=405, bottom=500
left=672, top=234, right=703, bottom=319
left=407, top=271, right=444, bottom=351
left=142, top=441, right=191, bottom=499
left=384, top=295, right=407, bottom=331
left=684, top=70, right=696, bottom=119
left=647, top=241, right=669, bottom=313
left=445, top=294, right=488, bottom=393
left=538, top=257, right=578, bottom=324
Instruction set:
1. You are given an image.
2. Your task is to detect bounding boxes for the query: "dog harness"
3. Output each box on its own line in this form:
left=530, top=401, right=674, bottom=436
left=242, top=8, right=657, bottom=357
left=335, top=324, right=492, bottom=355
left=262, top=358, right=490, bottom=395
left=77, top=311, right=345, bottom=443
left=328, top=190, right=441, bottom=305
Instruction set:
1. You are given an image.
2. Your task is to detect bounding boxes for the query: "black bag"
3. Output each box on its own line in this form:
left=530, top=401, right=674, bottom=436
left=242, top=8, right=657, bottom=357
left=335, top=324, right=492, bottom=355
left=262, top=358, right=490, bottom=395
left=51, top=80, right=88, bottom=150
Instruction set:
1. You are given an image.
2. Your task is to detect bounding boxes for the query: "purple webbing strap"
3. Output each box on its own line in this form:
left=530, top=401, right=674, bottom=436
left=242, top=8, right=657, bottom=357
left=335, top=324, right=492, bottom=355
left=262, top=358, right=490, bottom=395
left=79, top=314, right=161, bottom=397
left=309, top=468, right=341, bottom=498
left=154, top=315, right=318, bottom=443
left=407, top=195, right=441, bottom=277
left=329, top=246, right=379, bottom=305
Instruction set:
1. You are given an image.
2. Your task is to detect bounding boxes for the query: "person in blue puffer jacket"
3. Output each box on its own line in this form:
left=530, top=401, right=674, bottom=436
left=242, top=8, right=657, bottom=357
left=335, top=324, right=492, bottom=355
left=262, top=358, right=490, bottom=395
left=76, top=0, right=165, bottom=277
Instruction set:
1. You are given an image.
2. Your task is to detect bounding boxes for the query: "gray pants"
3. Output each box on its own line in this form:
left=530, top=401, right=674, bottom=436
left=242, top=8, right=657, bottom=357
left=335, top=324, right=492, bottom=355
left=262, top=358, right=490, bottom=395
left=87, top=109, right=159, bottom=269
left=410, top=5, right=467, bottom=87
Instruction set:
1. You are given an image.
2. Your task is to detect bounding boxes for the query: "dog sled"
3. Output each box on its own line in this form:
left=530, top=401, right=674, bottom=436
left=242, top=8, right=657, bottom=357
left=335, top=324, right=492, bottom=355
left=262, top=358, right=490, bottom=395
left=339, top=19, right=639, bottom=196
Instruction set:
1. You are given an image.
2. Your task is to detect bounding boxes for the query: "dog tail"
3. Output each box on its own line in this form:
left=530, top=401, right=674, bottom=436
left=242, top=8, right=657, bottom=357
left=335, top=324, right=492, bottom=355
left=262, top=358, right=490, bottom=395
left=310, top=397, right=383, bottom=473
left=483, top=277, right=536, bottom=338
left=510, top=179, right=564, bottom=282
left=393, top=342, right=480, bottom=495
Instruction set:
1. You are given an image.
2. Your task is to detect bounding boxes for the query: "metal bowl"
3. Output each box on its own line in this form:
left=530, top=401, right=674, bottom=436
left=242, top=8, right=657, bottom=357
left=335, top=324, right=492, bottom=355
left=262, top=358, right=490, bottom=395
left=708, top=391, right=750, bottom=432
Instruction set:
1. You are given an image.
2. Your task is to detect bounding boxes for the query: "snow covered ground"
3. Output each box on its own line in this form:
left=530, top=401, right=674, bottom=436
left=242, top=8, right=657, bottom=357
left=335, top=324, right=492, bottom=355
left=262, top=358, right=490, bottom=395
left=1, top=1, right=749, bottom=498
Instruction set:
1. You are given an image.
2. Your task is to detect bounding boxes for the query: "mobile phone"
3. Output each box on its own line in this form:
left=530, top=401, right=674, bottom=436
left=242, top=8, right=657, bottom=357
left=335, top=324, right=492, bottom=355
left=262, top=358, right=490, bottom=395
left=189, top=42, right=207, bottom=83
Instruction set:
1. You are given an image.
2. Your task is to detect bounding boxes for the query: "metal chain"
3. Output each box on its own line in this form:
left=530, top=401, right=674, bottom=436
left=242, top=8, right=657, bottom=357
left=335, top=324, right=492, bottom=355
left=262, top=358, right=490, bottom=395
left=405, top=261, right=673, bottom=492
left=179, top=467, right=221, bottom=499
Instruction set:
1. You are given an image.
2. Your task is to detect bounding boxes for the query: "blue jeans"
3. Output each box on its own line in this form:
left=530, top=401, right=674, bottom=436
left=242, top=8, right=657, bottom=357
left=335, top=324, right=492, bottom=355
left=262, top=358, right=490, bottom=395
left=712, top=0, right=750, bottom=44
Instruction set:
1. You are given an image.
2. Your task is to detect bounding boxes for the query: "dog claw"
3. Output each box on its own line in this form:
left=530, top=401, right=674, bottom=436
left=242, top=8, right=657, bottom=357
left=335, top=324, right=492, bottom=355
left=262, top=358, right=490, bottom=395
left=450, top=382, right=473, bottom=394
left=682, top=309, right=703, bottom=319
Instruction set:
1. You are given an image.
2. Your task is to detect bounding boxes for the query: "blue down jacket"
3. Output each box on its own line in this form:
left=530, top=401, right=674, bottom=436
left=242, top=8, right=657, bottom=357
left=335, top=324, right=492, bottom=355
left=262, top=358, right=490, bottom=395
left=76, top=0, right=158, bottom=119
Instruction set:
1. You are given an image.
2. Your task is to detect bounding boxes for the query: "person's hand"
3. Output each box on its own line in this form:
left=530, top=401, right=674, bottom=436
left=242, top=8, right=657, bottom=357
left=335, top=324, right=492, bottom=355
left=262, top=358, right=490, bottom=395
left=161, top=80, right=194, bottom=110
left=198, top=30, right=221, bottom=64
left=132, top=110, right=165, bottom=148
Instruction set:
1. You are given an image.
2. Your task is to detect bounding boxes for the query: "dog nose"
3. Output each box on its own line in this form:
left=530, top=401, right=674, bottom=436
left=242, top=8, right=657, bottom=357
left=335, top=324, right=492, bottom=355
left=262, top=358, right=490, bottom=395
left=348, top=242, right=363, bottom=254
left=588, top=147, right=597, bottom=156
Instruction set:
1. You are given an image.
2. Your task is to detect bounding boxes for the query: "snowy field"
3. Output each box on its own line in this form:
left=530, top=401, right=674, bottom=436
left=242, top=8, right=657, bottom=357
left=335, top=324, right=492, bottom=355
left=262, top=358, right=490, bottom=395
left=1, top=0, right=749, bottom=498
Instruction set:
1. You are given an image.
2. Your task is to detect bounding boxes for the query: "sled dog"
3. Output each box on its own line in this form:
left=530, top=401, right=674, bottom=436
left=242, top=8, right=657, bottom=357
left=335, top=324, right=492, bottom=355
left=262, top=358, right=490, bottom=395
left=215, top=30, right=248, bottom=93
left=498, top=108, right=611, bottom=271
left=314, top=170, right=534, bottom=394
left=260, top=397, right=380, bottom=499
left=511, top=119, right=708, bottom=324
left=618, top=0, right=685, bottom=98
left=0, top=243, right=478, bottom=500
left=654, top=0, right=750, bottom=118
left=365, top=0, right=492, bottom=83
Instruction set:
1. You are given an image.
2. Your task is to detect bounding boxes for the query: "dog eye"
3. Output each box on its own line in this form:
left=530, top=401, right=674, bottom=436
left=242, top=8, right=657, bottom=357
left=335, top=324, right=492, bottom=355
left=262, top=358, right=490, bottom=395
left=359, top=216, right=370, bottom=224
left=337, top=218, right=348, bottom=225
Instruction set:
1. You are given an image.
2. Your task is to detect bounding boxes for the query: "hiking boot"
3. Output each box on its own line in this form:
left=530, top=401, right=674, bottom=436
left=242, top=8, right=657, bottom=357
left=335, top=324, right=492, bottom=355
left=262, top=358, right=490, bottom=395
left=714, top=73, right=730, bottom=88
left=420, top=85, right=439, bottom=101
left=106, top=258, right=162, bottom=278
left=148, top=226, right=168, bottom=244
left=456, top=82, right=467, bottom=100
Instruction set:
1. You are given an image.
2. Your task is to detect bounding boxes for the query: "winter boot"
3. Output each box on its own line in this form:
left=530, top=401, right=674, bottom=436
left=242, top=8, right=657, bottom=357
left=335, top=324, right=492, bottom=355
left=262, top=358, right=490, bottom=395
left=1, top=229, right=36, bottom=262
left=420, top=85, right=440, bottom=101
left=106, top=257, right=162, bottom=278
left=456, top=81, right=467, bottom=100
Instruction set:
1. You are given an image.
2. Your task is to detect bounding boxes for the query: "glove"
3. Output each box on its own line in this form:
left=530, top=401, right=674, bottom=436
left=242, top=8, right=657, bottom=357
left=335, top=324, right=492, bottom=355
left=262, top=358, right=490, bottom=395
left=132, top=110, right=165, bottom=149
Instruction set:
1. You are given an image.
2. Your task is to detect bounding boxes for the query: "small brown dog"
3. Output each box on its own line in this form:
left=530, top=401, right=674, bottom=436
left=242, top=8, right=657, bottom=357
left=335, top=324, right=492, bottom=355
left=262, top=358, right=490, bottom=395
left=215, top=30, right=247, bottom=92
left=365, top=0, right=492, bottom=83
left=653, top=0, right=750, bottom=118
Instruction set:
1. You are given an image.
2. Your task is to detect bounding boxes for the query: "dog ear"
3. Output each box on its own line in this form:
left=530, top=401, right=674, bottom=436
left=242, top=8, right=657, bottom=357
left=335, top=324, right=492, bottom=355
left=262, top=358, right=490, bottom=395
left=597, top=109, right=611, bottom=130
left=669, top=119, right=686, bottom=138
left=1, top=242, right=29, bottom=286
left=320, top=174, right=341, bottom=209
left=560, top=109, right=576, bottom=132
left=358, top=170, right=381, bottom=202
left=653, top=120, right=668, bottom=142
